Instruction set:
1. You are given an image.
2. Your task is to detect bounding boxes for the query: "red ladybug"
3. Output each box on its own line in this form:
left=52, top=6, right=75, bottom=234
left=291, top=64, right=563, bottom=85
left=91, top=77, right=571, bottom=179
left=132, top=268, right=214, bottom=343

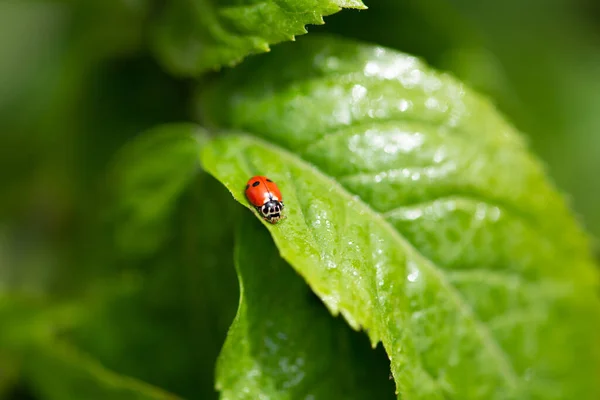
left=245, top=176, right=285, bottom=224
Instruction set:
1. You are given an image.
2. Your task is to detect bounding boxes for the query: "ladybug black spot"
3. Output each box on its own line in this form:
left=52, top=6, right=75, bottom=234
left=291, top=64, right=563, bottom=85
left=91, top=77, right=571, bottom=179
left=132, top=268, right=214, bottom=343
left=252, top=181, right=260, bottom=187
left=245, top=184, right=249, bottom=190
left=266, top=178, right=273, bottom=182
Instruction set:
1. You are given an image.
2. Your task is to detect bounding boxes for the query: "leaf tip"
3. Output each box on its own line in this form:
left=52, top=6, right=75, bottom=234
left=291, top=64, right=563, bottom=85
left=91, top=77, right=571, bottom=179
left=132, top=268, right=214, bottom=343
left=256, top=41, right=271, bottom=53
left=336, top=0, right=367, bottom=9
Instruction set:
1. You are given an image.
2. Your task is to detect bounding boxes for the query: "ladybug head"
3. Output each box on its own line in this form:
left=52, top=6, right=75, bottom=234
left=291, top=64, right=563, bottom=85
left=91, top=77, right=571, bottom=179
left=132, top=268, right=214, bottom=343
left=259, top=200, right=284, bottom=224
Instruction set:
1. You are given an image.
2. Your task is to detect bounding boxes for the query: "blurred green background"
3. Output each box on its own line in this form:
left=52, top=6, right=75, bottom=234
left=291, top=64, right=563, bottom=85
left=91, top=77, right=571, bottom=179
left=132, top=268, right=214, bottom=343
left=0, top=0, right=599, bottom=399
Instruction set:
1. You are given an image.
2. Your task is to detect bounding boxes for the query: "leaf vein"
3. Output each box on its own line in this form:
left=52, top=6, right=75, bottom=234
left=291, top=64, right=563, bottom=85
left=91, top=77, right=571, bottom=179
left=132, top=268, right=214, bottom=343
left=245, top=134, right=521, bottom=389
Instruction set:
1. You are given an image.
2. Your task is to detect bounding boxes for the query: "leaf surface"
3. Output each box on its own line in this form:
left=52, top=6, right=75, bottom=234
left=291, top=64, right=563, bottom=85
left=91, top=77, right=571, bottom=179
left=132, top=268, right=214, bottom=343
left=0, top=297, right=180, bottom=400
left=198, top=36, right=600, bottom=399
left=152, top=0, right=365, bottom=76
left=23, top=339, right=181, bottom=400
left=217, top=213, right=394, bottom=399
left=110, top=123, right=203, bottom=257
left=67, top=125, right=239, bottom=398
left=0, top=125, right=238, bottom=399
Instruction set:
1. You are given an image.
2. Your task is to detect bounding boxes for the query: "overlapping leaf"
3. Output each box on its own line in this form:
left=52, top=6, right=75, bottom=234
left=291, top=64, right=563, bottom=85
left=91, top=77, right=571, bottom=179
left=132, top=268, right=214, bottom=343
left=64, top=124, right=240, bottom=398
left=152, top=0, right=365, bottom=75
left=0, top=125, right=239, bottom=399
left=23, top=339, right=180, bottom=400
left=0, top=296, right=179, bottom=400
left=197, top=36, right=600, bottom=399
left=109, top=123, right=203, bottom=257
left=217, top=214, right=394, bottom=399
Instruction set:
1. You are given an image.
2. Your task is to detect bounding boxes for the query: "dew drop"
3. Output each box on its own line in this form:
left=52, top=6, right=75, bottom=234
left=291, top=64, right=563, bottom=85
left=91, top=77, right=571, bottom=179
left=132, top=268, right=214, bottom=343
left=403, top=209, right=422, bottom=221
left=475, top=203, right=488, bottom=221
left=407, top=269, right=420, bottom=282
left=326, top=56, right=339, bottom=69
left=488, top=206, right=501, bottom=222
left=364, top=61, right=380, bottom=76
left=352, top=84, right=367, bottom=101
left=425, top=97, right=440, bottom=110
left=433, top=149, right=446, bottom=163
left=398, top=99, right=410, bottom=112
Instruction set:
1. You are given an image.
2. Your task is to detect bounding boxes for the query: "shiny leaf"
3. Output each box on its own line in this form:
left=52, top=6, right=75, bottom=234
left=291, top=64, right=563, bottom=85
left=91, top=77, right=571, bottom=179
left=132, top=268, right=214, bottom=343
left=198, top=36, right=600, bottom=399
left=217, top=213, right=394, bottom=399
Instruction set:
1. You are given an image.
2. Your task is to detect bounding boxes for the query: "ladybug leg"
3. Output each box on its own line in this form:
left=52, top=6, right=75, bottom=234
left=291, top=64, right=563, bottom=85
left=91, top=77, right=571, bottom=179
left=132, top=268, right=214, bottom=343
left=278, top=201, right=286, bottom=220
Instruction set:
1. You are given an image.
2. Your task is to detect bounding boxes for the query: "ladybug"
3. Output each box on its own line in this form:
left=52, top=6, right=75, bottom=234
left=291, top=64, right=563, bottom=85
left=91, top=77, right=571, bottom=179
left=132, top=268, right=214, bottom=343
left=245, top=176, right=285, bottom=224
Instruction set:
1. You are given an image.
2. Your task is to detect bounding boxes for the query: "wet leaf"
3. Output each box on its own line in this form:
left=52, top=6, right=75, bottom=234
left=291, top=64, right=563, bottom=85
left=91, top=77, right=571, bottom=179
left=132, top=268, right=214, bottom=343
left=198, top=36, right=600, bottom=399
left=152, top=0, right=365, bottom=76
left=216, top=213, right=394, bottom=399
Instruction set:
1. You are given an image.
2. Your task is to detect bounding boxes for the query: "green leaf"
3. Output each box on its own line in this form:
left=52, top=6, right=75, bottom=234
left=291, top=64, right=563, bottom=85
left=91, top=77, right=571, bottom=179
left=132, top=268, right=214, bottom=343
left=0, top=295, right=179, bottom=400
left=217, top=213, right=394, bottom=399
left=109, top=123, right=203, bottom=257
left=64, top=249, right=236, bottom=399
left=198, top=36, right=600, bottom=399
left=0, top=352, right=19, bottom=397
left=152, top=0, right=366, bottom=76
left=62, top=125, right=240, bottom=398
left=0, top=125, right=237, bottom=399
left=23, top=339, right=181, bottom=400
